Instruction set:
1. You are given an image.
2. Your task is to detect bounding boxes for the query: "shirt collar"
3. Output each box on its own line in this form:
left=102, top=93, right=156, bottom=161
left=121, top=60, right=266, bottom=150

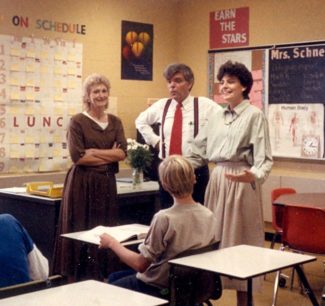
left=223, top=100, right=250, bottom=125
left=223, top=99, right=250, bottom=116
left=172, top=95, right=192, bottom=109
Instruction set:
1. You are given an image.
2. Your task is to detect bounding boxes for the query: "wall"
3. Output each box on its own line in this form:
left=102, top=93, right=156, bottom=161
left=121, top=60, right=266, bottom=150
left=0, top=0, right=180, bottom=138
left=176, top=0, right=325, bottom=175
left=0, top=0, right=180, bottom=185
left=1, top=0, right=324, bottom=205
left=176, top=0, right=325, bottom=221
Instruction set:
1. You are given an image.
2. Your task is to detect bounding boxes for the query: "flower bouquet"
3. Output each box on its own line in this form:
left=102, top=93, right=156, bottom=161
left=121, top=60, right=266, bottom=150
left=126, top=139, right=153, bottom=186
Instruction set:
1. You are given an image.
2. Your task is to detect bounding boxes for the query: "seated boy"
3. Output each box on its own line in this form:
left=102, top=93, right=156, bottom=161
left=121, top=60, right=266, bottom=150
left=0, top=214, right=49, bottom=288
left=99, top=155, right=219, bottom=297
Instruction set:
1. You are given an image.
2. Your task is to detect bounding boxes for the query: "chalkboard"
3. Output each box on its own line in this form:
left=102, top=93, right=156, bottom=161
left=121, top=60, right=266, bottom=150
left=269, top=44, right=325, bottom=103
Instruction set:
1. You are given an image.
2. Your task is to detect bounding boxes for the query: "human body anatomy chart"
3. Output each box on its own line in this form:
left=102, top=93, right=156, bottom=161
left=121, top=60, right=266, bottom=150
left=268, top=103, right=324, bottom=159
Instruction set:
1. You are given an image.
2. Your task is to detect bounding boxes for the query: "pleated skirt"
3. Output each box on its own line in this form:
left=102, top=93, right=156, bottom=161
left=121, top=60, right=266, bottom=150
left=205, top=162, right=264, bottom=292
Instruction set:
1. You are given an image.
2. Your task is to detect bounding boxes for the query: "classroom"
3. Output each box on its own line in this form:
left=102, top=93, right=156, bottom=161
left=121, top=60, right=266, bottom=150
left=0, top=0, right=324, bottom=305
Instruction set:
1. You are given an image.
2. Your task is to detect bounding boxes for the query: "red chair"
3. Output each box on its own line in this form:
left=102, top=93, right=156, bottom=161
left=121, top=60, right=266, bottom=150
left=270, top=188, right=297, bottom=249
left=270, top=188, right=296, bottom=305
left=273, top=205, right=325, bottom=306
left=282, top=205, right=325, bottom=255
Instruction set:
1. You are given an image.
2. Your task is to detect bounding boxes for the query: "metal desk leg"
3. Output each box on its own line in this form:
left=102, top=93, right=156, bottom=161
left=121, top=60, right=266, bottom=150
left=272, top=270, right=281, bottom=306
left=295, top=265, right=319, bottom=306
left=247, top=278, right=253, bottom=306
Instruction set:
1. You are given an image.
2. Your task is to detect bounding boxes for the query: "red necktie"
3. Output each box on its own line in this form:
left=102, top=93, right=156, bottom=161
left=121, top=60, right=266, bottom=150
left=169, top=103, right=182, bottom=155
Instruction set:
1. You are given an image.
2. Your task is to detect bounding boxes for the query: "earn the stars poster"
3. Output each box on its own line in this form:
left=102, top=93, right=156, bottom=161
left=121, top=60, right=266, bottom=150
left=121, top=20, right=153, bottom=81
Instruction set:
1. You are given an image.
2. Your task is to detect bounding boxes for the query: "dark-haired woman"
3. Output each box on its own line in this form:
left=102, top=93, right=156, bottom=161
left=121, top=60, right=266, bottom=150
left=192, top=61, right=273, bottom=306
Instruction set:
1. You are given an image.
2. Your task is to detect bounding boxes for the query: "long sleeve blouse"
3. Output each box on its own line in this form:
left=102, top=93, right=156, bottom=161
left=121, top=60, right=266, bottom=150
left=192, top=100, right=273, bottom=183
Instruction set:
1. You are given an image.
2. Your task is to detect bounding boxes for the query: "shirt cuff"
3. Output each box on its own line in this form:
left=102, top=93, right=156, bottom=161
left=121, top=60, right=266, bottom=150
left=250, top=166, right=265, bottom=184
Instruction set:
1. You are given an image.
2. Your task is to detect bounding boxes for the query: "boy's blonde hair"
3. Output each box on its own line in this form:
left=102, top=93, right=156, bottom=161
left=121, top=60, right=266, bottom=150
left=158, top=155, right=195, bottom=198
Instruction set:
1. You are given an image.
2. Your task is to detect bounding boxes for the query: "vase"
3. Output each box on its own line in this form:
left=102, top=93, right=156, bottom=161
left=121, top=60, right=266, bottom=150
left=132, top=168, right=144, bottom=188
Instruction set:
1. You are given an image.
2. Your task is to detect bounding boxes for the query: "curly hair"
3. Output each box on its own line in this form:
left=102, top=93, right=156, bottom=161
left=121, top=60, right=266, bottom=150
left=82, top=73, right=110, bottom=110
left=217, top=60, right=253, bottom=99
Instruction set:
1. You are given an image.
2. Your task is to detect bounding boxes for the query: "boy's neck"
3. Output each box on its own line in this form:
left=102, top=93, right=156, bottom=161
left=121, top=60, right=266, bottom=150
left=173, top=194, right=196, bottom=205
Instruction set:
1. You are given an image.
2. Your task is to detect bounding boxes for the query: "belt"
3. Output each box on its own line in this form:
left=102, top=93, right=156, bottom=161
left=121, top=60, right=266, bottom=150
left=216, top=161, right=248, bottom=167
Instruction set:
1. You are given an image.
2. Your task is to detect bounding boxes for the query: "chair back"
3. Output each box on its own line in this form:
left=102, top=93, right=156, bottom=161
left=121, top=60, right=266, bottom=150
left=282, top=205, right=325, bottom=255
left=271, top=188, right=296, bottom=232
left=168, top=242, right=222, bottom=306
left=0, top=275, right=65, bottom=299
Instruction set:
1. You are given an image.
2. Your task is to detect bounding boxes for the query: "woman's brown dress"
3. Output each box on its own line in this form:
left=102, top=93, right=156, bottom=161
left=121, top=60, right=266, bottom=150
left=52, top=113, right=127, bottom=280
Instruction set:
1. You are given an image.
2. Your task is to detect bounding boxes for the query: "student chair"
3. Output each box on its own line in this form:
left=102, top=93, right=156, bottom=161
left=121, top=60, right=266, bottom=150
left=272, top=205, right=325, bottom=306
left=282, top=205, right=325, bottom=255
left=268, top=188, right=297, bottom=290
left=167, top=242, right=222, bottom=306
left=0, top=274, right=65, bottom=299
left=270, top=188, right=297, bottom=250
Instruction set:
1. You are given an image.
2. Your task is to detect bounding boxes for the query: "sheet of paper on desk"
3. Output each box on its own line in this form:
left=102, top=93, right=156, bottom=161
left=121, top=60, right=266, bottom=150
left=76, top=224, right=149, bottom=245
left=1, top=187, right=26, bottom=193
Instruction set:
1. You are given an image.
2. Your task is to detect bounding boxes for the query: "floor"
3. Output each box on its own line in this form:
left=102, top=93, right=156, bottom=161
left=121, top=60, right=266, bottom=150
left=211, top=239, right=325, bottom=306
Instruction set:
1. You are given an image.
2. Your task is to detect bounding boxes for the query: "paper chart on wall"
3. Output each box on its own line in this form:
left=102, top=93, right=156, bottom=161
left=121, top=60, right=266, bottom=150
left=0, top=34, right=83, bottom=174
left=268, top=103, right=324, bottom=159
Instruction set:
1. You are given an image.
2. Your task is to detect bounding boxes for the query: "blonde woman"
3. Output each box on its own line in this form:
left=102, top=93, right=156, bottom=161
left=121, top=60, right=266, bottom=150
left=53, top=73, right=127, bottom=281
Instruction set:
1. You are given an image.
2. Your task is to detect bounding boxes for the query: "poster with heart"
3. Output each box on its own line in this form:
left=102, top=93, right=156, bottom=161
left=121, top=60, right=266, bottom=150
left=121, top=20, right=153, bottom=81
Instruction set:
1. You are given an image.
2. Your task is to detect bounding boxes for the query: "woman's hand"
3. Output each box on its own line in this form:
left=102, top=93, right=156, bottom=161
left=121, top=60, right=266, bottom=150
left=99, top=233, right=118, bottom=249
left=225, top=169, right=255, bottom=183
left=77, top=143, right=125, bottom=166
left=84, top=148, right=97, bottom=156
left=84, top=142, right=120, bottom=157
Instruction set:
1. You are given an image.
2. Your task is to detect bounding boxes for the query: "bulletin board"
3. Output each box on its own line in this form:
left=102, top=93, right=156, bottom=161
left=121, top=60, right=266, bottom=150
left=0, top=34, right=83, bottom=174
left=208, top=41, right=325, bottom=160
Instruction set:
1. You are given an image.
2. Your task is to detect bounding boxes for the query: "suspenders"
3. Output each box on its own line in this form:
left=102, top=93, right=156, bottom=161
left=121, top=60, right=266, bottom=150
left=161, top=97, right=199, bottom=159
left=193, top=97, right=199, bottom=137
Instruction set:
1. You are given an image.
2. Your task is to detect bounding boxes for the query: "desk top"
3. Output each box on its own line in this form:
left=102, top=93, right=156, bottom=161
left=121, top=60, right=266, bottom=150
left=62, top=223, right=149, bottom=246
left=273, top=193, right=325, bottom=209
left=0, top=280, right=168, bottom=306
left=0, top=181, right=159, bottom=201
left=0, top=187, right=60, bottom=202
left=117, top=181, right=159, bottom=195
left=169, top=245, right=316, bottom=280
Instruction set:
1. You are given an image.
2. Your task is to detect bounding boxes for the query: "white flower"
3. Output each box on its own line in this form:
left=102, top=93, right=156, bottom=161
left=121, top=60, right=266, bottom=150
left=126, top=139, right=152, bottom=170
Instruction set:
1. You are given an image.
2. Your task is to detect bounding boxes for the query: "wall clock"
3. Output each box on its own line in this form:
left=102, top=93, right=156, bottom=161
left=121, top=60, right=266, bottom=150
left=301, top=134, right=320, bottom=158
